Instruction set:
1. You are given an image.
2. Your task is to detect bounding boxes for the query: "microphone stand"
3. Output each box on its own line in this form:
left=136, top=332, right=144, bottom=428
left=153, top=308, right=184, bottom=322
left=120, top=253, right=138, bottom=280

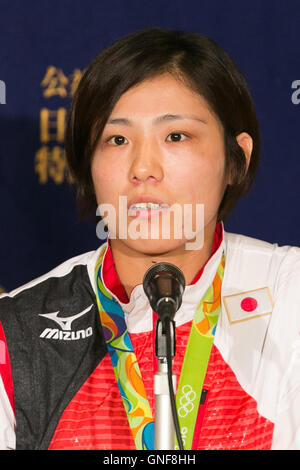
left=142, top=262, right=186, bottom=450
left=154, top=318, right=176, bottom=450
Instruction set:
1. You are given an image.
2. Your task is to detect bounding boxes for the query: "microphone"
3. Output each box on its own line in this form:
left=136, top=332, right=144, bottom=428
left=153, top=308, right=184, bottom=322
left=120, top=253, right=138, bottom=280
left=143, top=262, right=186, bottom=326
left=143, top=263, right=186, bottom=450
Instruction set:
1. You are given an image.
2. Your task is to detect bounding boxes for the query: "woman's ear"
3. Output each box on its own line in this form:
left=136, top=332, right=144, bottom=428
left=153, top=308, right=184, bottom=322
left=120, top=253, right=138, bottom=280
left=236, top=132, right=253, bottom=173
left=227, top=132, right=253, bottom=186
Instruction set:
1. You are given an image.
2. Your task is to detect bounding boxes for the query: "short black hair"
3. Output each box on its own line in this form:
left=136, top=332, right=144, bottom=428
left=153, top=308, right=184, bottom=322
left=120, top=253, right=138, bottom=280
left=65, top=27, right=260, bottom=222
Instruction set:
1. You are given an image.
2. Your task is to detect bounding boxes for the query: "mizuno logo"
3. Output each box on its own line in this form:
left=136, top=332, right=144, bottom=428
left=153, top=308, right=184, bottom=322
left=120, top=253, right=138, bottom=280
left=39, top=304, right=94, bottom=341
left=40, top=327, right=93, bottom=341
left=39, top=305, right=93, bottom=330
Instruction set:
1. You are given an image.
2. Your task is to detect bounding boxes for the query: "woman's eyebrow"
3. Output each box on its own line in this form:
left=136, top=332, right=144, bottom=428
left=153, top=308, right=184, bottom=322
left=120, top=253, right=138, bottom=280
left=153, top=113, right=207, bottom=124
left=107, top=117, right=132, bottom=126
left=107, top=114, right=207, bottom=126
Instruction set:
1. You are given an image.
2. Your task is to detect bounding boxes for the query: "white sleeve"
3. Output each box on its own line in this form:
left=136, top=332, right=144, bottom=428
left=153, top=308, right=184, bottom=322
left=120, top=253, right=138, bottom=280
left=0, top=375, right=16, bottom=450
left=271, top=338, right=300, bottom=449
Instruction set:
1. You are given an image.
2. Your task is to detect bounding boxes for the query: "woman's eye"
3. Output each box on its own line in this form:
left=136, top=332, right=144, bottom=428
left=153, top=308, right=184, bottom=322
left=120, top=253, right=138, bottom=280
left=166, top=132, right=187, bottom=142
left=108, top=135, right=128, bottom=146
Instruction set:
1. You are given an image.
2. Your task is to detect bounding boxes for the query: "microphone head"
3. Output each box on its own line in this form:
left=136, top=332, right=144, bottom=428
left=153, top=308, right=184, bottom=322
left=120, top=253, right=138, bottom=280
left=143, top=262, right=186, bottom=321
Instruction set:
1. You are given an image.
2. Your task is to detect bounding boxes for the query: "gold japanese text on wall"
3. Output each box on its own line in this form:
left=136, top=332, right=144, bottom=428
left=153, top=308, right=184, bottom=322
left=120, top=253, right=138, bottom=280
left=35, top=66, right=83, bottom=184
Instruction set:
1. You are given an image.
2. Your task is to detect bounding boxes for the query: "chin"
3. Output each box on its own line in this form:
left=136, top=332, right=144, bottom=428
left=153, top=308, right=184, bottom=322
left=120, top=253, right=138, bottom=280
left=119, top=237, right=186, bottom=257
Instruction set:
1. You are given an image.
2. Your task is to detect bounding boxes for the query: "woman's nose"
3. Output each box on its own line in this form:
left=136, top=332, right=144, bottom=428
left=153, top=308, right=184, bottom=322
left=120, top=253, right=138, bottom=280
left=129, top=139, right=164, bottom=184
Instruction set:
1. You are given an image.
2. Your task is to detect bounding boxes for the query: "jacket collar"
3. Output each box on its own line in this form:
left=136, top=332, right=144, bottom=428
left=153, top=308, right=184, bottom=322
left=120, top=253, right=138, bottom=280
left=98, top=222, right=225, bottom=333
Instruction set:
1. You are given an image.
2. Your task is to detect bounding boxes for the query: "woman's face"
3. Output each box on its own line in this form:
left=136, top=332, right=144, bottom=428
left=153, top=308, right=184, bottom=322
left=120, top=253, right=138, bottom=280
left=91, top=73, right=229, bottom=255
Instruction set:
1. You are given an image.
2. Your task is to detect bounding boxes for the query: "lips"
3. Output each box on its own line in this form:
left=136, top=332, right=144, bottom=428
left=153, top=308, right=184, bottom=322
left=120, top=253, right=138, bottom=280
left=128, top=195, right=169, bottom=208
left=127, top=195, right=169, bottom=218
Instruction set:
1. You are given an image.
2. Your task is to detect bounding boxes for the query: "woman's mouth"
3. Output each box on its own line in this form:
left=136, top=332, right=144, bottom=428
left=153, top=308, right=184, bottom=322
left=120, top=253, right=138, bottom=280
left=128, top=202, right=169, bottom=218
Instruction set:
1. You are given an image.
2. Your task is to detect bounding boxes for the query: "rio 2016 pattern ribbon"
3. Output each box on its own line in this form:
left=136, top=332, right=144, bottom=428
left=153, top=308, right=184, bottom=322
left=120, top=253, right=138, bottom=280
left=95, top=246, right=154, bottom=450
left=175, top=253, right=225, bottom=449
left=95, top=243, right=225, bottom=450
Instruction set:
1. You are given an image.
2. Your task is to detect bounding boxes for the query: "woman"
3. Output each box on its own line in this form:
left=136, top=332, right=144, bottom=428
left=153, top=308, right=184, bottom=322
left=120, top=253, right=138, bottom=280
left=0, top=28, right=299, bottom=450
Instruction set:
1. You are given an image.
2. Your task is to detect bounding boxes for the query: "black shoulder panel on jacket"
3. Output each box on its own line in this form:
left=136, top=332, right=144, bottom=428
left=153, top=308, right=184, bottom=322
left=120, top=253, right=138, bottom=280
left=0, top=264, right=107, bottom=449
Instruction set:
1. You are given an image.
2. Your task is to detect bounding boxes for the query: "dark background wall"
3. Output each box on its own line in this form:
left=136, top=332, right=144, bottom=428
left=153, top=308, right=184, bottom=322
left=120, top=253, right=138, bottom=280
left=0, top=0, right=299, bottom=292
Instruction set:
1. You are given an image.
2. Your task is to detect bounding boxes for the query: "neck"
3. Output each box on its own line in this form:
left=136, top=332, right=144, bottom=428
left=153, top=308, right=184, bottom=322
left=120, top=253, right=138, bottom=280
left=109, top=218, right=219, bottom=300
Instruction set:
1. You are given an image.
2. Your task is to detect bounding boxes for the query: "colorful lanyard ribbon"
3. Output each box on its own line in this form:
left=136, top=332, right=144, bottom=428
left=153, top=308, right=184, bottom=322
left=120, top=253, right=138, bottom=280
left=95, top=245, right=225, bottom=450
left=95, top=247, right=154, bottom=450
left=175, top=253, right=225, bottom=449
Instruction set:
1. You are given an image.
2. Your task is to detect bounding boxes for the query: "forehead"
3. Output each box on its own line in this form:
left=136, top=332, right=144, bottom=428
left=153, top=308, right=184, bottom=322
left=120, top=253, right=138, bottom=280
left=109, top=73, right=215, bottom=118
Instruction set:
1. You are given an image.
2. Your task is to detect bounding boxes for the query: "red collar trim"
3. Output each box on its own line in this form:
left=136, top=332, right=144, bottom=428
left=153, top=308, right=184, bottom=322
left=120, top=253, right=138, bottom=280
left=102, top=222, right=223, bottom=304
